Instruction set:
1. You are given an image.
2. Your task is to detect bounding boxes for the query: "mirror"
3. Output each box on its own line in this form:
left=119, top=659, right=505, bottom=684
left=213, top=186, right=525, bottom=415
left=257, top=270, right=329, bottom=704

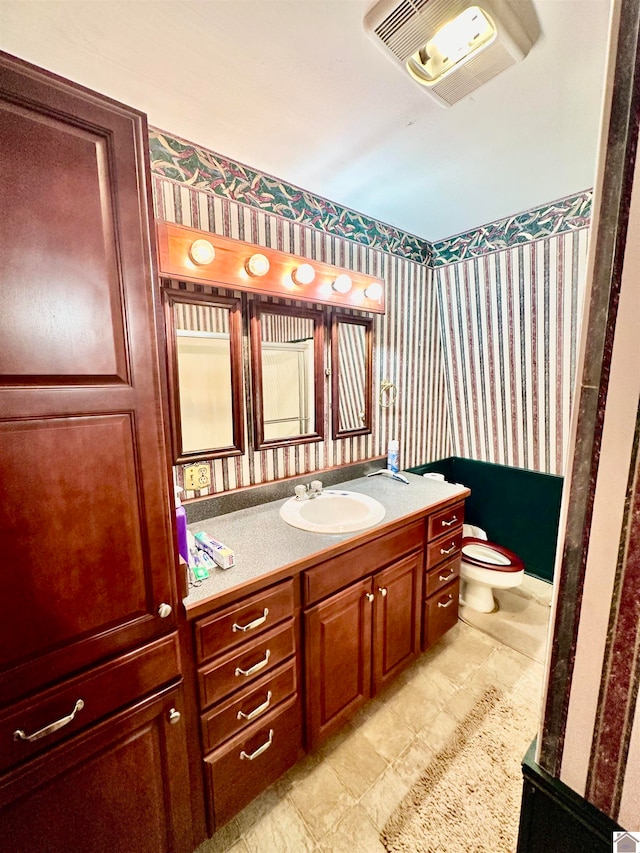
left=162, top=288, right=244, bottom=462
left=331, top=314, right=373, bottom=438
left=250, top=301, right=324, bottom=449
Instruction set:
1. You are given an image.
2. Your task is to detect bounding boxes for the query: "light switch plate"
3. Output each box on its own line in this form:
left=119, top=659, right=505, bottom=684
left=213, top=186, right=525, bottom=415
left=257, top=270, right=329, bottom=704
left=183, top=464, right=211, bottom=491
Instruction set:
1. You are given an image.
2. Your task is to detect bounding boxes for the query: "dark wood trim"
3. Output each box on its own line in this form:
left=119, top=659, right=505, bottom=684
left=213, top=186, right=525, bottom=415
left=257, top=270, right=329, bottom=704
left=331, top=312, right=374, bottom=440
left=162, top=287, right=245, bottom=463
left=249, top=300, right=325, bottom=451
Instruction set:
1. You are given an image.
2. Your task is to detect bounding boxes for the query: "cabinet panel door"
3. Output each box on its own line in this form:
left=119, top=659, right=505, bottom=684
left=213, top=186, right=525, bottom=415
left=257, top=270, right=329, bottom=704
left=0, top=683, right=193, bottom=853
left=0, top=54, right=177, bottom=704
left=372, top=552, right=422, bottom=692
left=305, top=578, right=373, bottom=749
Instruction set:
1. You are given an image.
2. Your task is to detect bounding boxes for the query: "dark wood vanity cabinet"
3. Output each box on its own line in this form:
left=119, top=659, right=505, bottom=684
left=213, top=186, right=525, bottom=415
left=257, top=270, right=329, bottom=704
left=423, top=502, right=464, bottom=648
left=0, top=52, right=192, bottom=853
left=304, top=525, right=424, bottom=749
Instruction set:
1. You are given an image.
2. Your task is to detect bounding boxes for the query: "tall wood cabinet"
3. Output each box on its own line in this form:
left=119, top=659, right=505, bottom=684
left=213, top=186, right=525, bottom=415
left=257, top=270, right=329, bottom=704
left=0, top=52, right=193, bottom=852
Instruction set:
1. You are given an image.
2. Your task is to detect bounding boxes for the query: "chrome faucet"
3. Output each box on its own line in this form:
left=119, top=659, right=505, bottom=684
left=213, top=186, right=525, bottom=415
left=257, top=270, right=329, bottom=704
left=294, top=480, right=323, bottom=500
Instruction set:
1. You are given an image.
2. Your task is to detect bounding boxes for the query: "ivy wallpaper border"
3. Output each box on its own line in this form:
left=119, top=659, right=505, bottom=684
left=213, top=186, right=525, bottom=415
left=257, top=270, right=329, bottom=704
left=149, top=128, right=432, bottom=264
left=430, top=190, right=593, bottom=266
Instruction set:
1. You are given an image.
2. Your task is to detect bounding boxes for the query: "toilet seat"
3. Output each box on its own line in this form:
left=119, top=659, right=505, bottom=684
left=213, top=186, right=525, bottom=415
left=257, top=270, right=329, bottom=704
left=461, top=537, right=524, bottom=573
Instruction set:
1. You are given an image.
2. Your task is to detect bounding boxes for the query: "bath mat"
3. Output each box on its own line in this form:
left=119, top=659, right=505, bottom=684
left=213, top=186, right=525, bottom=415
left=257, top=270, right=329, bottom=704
left=380, top=687, right=537, bottom=853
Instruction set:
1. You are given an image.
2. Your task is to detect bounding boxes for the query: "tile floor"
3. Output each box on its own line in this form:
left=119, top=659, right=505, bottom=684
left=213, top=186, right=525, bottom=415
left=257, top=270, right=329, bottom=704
left=196, top=577, right=552, bottom=853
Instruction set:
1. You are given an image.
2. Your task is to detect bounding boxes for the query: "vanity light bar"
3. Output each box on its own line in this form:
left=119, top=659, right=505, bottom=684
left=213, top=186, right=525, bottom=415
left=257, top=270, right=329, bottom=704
left=156, top=221, right=385, bottom=313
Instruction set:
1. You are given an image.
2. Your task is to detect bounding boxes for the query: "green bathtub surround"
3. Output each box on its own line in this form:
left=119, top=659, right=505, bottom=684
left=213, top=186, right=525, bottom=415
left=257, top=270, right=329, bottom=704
left=409, top=457, right=563, bottom=582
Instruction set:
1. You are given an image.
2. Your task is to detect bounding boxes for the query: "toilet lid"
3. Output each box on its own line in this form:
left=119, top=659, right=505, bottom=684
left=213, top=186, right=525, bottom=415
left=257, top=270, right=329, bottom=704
left=461, top=537, right=524, bottom=573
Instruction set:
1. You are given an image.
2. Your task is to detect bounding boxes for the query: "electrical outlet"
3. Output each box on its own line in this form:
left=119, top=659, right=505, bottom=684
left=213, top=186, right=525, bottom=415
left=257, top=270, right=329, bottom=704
left=183, top=464, right=211, bottom=491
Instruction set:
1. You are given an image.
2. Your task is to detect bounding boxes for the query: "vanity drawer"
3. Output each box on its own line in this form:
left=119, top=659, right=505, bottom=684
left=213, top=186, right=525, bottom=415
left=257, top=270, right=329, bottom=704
left=426, top=528, right=463, bottom=570
left=198, top=621, right=295, bottom=710
left=423, top=578, right=460, bottom=648
left=205, top=695, right=303, bottom=828
left=425, top=555, right=461, bottom=597
left=195, top=578, right=295, bottom=664
left=303, top=520, right=424, bottom=605
left=0, top=633, right=181, bottom=775
left=428, top=502, right=465, bottom=540
left=200, top=658, right=297, bottom=752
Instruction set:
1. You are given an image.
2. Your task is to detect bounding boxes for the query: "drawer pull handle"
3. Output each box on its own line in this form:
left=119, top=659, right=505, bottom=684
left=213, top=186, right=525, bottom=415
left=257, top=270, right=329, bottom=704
left=365, top=592, right=374, bottom=602
left=240, top=728, right=274, bottom=761
left=438, top=570, right=455, bottom=582
left=441, top=516, right=458, bottom=527
left=237, top=691, right=273, bottom=721
left=378, top=587, right=387, bottom=597
left=13, top=699, right=85, bottom=743
left=438, top=596, right=454, bottom=609
left=232, top=608, right=269, bottom=633
left=440, top=543, right=457, bottom=556
left=235, top=649, right=271, bottom=677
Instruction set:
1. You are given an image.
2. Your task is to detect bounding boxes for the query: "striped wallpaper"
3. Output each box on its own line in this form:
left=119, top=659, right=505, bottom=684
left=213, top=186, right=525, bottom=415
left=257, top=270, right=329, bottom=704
left=435, top=230, right=590, bottom=475
left=153, top=177, right=451, bottom=497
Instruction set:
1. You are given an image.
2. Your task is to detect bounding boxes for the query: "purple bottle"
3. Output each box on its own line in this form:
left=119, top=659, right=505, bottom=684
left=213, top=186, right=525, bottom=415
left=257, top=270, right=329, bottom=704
left=174, top=483, right=189, bottom=564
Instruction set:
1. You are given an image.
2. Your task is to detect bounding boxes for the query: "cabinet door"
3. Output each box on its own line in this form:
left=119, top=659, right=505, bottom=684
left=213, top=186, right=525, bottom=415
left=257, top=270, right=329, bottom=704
left=0, top=53, right=177, bottom=704
left=0, top=683, right=193, bottom=853
left=372, top=552, right=422, bottom=693
left=305, top=578, right=373, bottom=749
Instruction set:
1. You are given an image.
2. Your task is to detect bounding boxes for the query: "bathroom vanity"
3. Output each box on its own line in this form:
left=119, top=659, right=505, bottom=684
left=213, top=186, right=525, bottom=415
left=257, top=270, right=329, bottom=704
left=182, top=474, right=467, bottom=832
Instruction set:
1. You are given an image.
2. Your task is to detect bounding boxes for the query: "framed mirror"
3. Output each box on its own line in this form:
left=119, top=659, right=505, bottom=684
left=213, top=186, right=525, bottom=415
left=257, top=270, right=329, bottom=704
left=250, top=301, right=324, bottom=449
left=331, top=313, right=373, bottom=439
left=163, top=288, right=244, bottom=462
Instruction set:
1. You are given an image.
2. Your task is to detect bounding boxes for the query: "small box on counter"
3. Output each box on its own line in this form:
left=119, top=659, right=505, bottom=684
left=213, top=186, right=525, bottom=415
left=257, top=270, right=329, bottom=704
left=194, top=531, right=235, bottom=569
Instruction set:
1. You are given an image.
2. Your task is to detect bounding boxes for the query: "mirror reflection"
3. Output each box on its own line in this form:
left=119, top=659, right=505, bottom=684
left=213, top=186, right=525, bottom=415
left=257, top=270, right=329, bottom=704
left=331, top=314, right=373, bottom=438
left=163, top=289, right=244, bottom=462
left=250, top=302, right=324, bottom=449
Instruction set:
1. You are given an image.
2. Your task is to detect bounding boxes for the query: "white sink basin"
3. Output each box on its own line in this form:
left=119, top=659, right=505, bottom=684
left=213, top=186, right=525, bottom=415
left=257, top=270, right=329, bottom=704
left=279, top=490, right=386, bottom=534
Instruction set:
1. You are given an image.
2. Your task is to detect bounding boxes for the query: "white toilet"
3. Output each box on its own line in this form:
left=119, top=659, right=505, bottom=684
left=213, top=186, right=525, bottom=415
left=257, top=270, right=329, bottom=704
left=459, top=523, right=525, bottom=613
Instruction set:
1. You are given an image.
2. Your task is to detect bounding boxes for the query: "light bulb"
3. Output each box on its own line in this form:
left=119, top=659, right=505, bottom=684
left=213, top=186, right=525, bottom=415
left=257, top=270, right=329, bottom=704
left=332, top=274, right=352, bottom=294
left=291, top=263, right=315, bottom=286
left=189, top=239, right=216, bottom=265
left=365, top=282, right=383, bottom=302
left=246, top=253, right=270, bottom=277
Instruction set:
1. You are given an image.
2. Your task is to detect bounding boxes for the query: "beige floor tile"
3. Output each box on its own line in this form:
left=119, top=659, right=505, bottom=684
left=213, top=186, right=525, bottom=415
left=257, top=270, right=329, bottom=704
left=358, top=704, right=415, bottom=762
left=194, top=818, right=242, bottom=853
left=226, top=842, right=250, bottom=853
left=324, top=727, right=388, bottom=798
left=243, top=797, right=316, bottom=853
left=233, top=784, right=288, bottom=836
left=380, top=678, right=442, bottom=733
left=288, top=760, right=356, bottom=842
left=391, top=735, right=435, bottom=788
left=447, top=686, right=484, bottom=721
left=319, top=804, right=387, bottom=853
left=417, top=706, right=461, bottom=752
left=359, top=765, right=411, bottom=831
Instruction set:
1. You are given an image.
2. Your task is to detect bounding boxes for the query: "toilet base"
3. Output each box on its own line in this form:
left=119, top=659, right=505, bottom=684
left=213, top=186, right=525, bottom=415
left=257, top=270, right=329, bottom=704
left=459, top=579, right=497, bottom=613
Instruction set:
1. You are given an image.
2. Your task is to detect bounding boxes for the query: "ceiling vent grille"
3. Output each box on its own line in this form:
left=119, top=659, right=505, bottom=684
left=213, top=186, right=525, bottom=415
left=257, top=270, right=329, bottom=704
left=364, top=0, right=536, bottom=107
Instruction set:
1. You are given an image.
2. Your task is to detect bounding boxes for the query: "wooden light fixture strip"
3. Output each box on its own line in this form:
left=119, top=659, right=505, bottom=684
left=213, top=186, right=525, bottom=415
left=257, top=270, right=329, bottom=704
left=156, top=222, right=385, bottom=313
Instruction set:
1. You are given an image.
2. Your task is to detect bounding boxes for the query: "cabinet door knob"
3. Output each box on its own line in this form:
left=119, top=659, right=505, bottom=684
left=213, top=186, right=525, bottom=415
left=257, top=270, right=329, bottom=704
left=157, top=603, right=173, bottom=618
left=365, top=592, right=374, bottom=602
left=168, top=708, right=181, bottom=725
left=378, top=587, right=387, bottom=597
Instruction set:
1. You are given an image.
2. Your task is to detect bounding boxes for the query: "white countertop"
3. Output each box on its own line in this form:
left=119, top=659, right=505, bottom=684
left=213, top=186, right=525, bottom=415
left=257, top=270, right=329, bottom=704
left=184, top=472, right=468, bottom=614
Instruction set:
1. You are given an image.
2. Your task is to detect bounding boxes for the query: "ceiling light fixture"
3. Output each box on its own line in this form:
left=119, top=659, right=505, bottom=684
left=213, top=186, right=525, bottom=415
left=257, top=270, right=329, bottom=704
left=291, top=263, right=315, bottom=286
left=332, top=274, right=352, bottom=294
left=365, top=282, right=384, bottom=302
left=246, top=253, right=270, bottom=277
left=406, top=7, right=496, bottom=85
left=188, top=239, right=216, bottom=266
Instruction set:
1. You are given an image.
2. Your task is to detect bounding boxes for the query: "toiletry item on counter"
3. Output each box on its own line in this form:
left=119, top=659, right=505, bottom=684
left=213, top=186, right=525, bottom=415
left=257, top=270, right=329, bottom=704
left=387, top=439, right=399, bottom=474
left=174, top=476, right=189, bottom=564
left=187, top=531, right=210, bottom=581
left=423, top=472, right=445, bottom=481
left=194, top=531, right=235, bottom=569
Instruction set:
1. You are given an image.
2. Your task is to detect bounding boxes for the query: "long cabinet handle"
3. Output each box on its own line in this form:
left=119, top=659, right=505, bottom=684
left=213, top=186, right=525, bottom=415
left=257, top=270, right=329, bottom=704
left=438, top=569, right=455, bottom=582
left=440, top=543, right=457, bottom=556
left=441, top=516, right=458, bottom=527
left=438, top=596, right=454, bottom=609
left=240, top=729, right=274, bottom=761
left=232, top=608, right=269, bottom=632
left=235, top=649, right=271, bottom=677
left=13, top=699, right=85, bottom=743
left=237, top=691, right=273, bottom=721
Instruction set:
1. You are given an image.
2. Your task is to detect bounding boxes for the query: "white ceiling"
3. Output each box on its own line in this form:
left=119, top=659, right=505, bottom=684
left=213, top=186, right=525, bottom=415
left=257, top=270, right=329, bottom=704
left=0, top=0, right=612, bottom=242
